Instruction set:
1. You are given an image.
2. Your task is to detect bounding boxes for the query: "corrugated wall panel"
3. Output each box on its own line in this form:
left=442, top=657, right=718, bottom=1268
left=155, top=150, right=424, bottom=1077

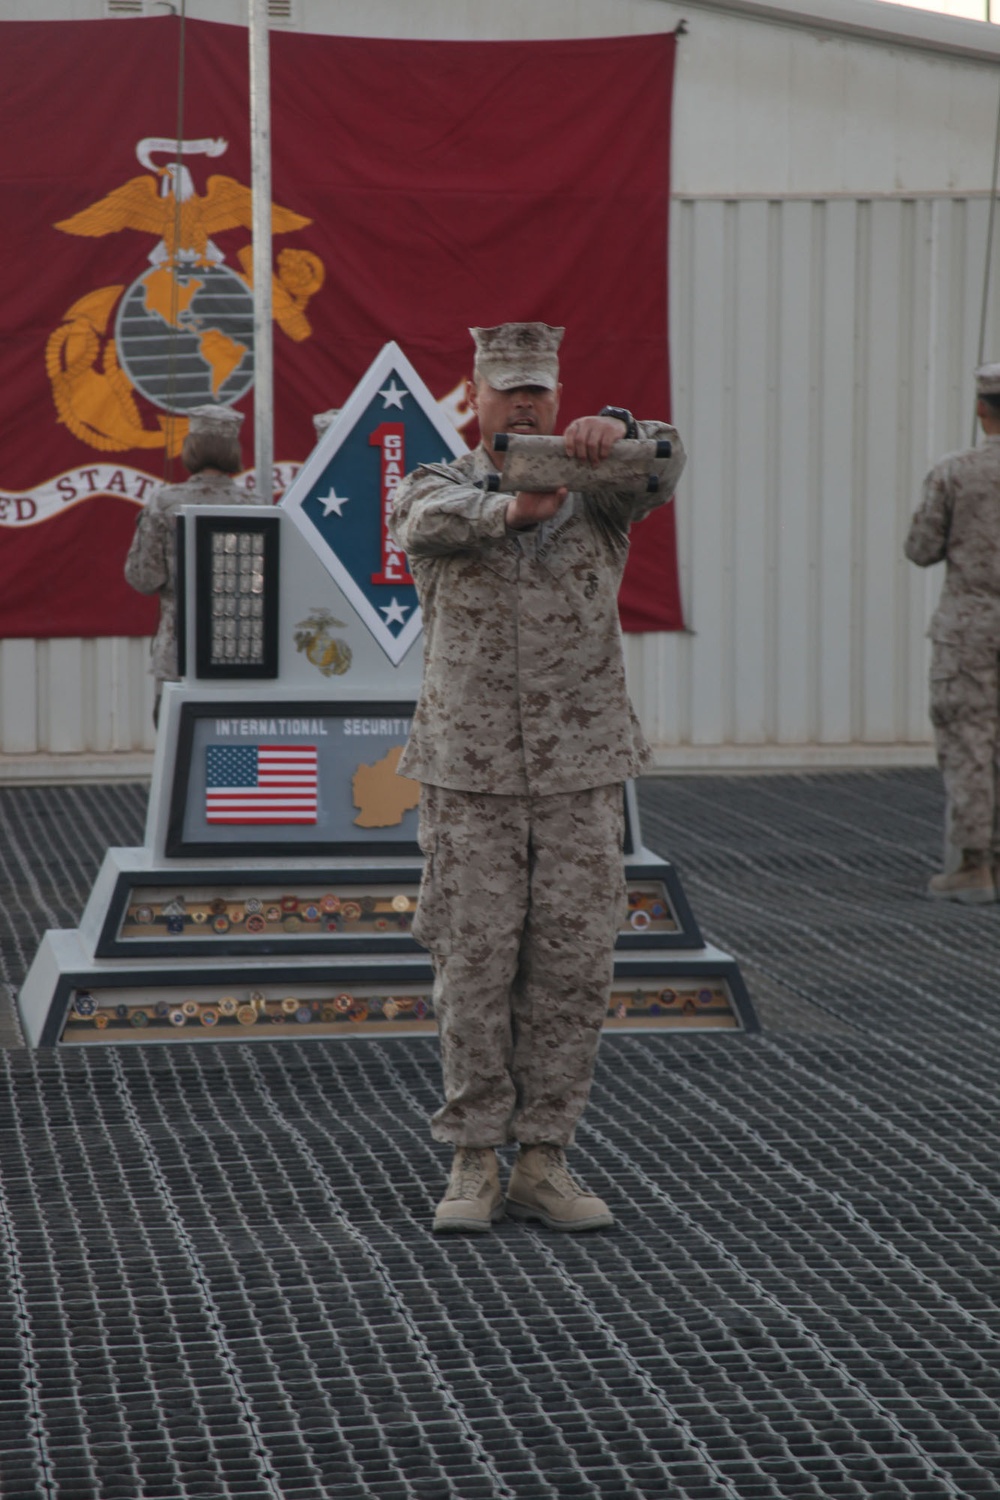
left=637, top=191, right=1000, bottom=760
left=0, top=638, right=155, bottom=757
left=774, top=199, right=814, bottom=744
left=731, top=199, right=771, bottom=746
left=817, top=198, right=857, bottom=746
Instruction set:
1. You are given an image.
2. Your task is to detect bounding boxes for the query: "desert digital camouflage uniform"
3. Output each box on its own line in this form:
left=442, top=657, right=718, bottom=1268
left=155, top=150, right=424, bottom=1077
left=124, top=470, right=256, bottom=685
left=905, top=434, right=1000, bottom=850
left=413, top=783, right=626, bottom=1144
left=391, top=421, right=686, bottom=1145
left=391, top=426, right=684, bottom=795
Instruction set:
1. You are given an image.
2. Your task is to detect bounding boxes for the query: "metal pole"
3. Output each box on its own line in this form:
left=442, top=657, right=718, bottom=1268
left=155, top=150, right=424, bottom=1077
left=973, top=70, right=1000, bottom=445
left=249, top=0, right=274, bottom=501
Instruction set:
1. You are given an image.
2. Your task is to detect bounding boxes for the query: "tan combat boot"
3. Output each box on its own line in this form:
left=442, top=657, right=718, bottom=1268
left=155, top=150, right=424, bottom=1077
left=928, top=850, right=996, bottom=905
left=505, top=1144, right=614, bottom=1231
left=433, top=1146, right=504, bottom=1233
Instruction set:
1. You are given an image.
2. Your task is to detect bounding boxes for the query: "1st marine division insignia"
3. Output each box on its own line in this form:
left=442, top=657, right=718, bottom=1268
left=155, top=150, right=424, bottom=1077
left=294, top=609, right=353, bottom=677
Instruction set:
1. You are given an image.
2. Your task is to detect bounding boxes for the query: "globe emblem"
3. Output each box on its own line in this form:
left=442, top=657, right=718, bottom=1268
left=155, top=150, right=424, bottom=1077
left=115, top=262, right=255, bottom=415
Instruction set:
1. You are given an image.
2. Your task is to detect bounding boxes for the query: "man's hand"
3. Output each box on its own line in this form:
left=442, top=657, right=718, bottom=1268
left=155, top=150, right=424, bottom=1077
left=563, top=415, right=629, bottom=465
left=505, top=487, right=569, bottom=530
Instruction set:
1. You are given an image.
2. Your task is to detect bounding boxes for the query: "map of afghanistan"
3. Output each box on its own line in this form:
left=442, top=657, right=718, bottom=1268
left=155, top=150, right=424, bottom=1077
left=352, top=746, right=420, bottom=828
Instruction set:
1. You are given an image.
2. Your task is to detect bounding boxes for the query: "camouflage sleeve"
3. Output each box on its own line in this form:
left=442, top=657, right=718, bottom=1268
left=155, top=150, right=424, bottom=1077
left=390, top=464, right=511, bottom=558
left=904, top=463, right=951, bottom=567
left=588, top=420, right=687, bottom=529
left=123, top=499, right=169, bottom=594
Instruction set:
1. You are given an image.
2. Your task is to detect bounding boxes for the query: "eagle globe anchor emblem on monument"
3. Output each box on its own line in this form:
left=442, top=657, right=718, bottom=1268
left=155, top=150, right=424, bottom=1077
left=46, top=137, right=325, bottom=454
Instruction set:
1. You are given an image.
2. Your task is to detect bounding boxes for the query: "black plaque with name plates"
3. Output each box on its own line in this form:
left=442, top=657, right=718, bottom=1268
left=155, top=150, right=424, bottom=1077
left=189, top=512, right=281, bottom=679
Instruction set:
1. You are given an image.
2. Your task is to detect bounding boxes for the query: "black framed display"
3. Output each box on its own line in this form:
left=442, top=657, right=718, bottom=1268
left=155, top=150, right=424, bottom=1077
left=616, top=860, right=702, bottom=950
left=175, top=513, right=188, bottom=677
left=166, top=698, right=421, bottom=858
left=608, top=957, right=758, bottom=1032
left=95, top=864, right=425, bottom=958
left=40, top=960, right=435, bottom=1048
left=46, top=955, right=755, bottom=1047
left=194, top=512, right=280, bottom=679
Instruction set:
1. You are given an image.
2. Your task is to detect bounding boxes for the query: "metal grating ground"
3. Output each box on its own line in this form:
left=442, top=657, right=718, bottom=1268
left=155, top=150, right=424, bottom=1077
left=0, top=771, right=998, bottom=1498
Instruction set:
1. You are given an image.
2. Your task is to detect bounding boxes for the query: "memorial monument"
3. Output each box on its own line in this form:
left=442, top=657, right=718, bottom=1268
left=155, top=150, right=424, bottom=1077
left=18, top=344, right=756, bottom=1046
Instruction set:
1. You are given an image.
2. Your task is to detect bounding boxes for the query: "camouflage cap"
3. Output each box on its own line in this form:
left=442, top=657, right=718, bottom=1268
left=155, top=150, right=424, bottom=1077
left=470, top=322, right=564, bottom=391
left=976, top=363, right=1000, bottom=396
left=312, top=409, right=341, bottom=438
left=187, top=404, right=245, bottom=436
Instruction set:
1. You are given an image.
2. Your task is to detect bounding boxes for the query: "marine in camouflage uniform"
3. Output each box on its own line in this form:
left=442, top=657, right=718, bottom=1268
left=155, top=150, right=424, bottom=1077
left=124, top=405, right=259, bottom=719
left=390, top=322, right=686, bottom=1231
left=905, top=362, right=1000, bottom=903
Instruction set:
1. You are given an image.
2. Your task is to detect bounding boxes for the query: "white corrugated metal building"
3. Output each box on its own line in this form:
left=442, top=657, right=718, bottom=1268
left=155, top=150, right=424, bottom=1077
left=3, top=0, right=1000, bottom=779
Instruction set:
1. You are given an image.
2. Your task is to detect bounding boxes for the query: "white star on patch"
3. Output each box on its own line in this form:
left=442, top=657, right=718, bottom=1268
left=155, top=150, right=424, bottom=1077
left=378, top=380, right=408, bottom=409
left=379, top=597, right=411, bottom=627
left=317, top=487, right=350, bottom=518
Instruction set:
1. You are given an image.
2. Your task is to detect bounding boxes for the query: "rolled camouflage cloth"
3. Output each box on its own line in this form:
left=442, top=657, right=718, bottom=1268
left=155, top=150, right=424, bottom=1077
left=481, top=432, right=674, bottom=496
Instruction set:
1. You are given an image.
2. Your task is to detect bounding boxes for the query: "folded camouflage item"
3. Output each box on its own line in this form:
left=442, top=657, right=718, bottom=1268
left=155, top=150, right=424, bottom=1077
left=482, top=433, right=674, bottom=495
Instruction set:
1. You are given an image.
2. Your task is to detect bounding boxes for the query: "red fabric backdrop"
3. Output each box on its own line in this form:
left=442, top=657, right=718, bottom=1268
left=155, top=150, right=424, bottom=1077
left=0, top=18, right=681, bottom=637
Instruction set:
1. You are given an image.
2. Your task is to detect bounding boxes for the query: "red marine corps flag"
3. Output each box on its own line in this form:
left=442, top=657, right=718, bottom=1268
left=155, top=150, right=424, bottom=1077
left=0, top=19, right=681, bottom=639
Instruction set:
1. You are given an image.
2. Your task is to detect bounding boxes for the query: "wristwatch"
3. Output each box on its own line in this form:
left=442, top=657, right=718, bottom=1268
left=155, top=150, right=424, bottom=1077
left=598, top=405, right=638, bottom=439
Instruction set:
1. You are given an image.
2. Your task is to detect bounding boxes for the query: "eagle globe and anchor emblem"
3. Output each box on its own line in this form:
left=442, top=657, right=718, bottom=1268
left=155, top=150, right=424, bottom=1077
left=293, top=608, right=353, bottom=678
left=46, top=136, right=325, bottom=454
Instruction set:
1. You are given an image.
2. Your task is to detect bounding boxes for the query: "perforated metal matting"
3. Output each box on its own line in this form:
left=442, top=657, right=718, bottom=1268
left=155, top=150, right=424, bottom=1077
left=0, top=771, right=998, bottom=1499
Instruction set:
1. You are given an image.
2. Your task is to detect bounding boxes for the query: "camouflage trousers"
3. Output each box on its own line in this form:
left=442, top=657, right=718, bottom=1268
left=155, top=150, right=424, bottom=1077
left=929, top=641, right=1000, bottom=851
left=413, top=782, right=627, bottom=1147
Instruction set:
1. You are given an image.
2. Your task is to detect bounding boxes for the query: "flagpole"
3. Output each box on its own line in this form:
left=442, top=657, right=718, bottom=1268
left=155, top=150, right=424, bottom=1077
left=249, top=0, right=274, bottom=501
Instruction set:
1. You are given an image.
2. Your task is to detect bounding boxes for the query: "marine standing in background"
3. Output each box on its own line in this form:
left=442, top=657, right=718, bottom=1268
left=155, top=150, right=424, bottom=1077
left=905, top=363, right=1000, bottom=904
left=124, top=404, right=258, bottom=724
left=390, top=322, right=686, bottom=1232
